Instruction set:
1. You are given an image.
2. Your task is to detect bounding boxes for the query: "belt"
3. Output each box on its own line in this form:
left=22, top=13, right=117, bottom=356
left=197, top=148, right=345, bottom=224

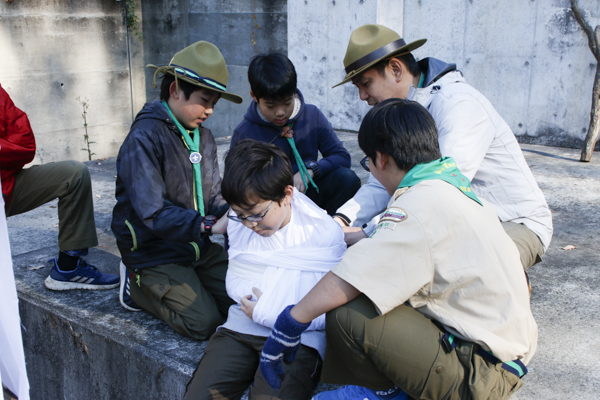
left=442, top=332, right=528, bottom=379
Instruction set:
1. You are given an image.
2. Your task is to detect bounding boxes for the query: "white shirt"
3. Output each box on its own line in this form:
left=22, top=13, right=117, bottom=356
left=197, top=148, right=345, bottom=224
left=338, top=71, right=553, bottom=251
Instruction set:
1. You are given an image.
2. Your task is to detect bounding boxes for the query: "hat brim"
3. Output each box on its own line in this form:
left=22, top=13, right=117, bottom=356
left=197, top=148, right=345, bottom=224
left=147, top=64, right=243, bottom=104
left=332, top=38, right=427, bottom=89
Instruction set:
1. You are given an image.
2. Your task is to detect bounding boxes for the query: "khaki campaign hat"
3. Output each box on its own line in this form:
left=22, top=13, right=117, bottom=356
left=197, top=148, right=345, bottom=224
left=333, top=24, right=427, bottom=88
left=147, top=41, right=243, bottom=104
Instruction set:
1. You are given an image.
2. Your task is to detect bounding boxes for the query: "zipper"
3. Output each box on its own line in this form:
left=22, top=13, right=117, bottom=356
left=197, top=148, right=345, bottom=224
left=189, top=242, right=200, bottom=261
left=124, top=220, right=138, bottom=251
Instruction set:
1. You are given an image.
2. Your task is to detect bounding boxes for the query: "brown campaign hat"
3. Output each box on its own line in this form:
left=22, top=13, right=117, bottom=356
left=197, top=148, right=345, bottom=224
left=147, top=41, right=243, bottom=104
left=333, top=24, right=427, bottom=88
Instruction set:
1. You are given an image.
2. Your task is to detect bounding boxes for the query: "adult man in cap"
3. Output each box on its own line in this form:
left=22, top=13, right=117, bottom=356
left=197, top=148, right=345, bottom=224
left=332, top=24, right=552, bottom=271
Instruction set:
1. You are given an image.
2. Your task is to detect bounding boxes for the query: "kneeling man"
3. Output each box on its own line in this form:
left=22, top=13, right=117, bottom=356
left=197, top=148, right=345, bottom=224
left=260, top=98, right=537, bottom=400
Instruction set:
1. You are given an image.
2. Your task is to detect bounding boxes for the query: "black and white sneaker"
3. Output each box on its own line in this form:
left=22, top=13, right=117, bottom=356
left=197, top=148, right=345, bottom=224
left=119, top=261, right=142, bottom=311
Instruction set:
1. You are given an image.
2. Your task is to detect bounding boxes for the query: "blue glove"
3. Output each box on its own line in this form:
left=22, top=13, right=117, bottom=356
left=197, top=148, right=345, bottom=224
left=260, top=305, right=310, bottom=389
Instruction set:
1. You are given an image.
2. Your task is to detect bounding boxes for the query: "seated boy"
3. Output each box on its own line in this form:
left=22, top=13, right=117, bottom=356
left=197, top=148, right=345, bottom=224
left=111, top=41, right=242, bottom=340
left=260, top=99, right=537, bottom=400
left=0, top=83, right=118, bottom=290
left=230, top=53, right=361, bottom=216
left=183, top=140, right=347, bottom=400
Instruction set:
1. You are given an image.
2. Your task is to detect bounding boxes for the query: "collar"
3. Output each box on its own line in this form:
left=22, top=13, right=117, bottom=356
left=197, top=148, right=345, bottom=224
left=398, top=157, right=482, bottom=205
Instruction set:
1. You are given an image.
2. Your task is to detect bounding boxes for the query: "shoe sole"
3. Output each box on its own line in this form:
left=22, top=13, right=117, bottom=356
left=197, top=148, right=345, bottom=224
left=44, top=276, right=119, bottom=291
left=119, top=261, right=142, bottom=312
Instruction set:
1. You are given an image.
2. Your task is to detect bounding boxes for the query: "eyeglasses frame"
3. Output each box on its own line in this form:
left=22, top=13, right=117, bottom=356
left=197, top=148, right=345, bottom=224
left=227, top=201, right=274, bottom=223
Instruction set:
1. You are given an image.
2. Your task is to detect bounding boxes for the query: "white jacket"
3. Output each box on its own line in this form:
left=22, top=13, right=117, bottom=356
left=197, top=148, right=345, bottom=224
left=337, top=58, right=553, bottom=250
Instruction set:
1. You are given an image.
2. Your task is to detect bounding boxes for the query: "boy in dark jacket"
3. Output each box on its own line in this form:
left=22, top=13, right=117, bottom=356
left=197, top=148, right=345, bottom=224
left=111, top=41, right=241, bottom=340
left=230, top=53, right=360, bottom=215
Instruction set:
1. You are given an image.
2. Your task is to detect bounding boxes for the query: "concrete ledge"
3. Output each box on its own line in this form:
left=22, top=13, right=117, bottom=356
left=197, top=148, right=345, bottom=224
left=7, top=134, right=600, bottom=400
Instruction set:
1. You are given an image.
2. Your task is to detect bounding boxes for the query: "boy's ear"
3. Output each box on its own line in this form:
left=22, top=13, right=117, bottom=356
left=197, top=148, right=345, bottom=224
left=169, top=81, right=180, bottom=100
left=282, top=185, right=294, bottom=205
left=250, top=90, right=259, bottom=103
left=375, top=151, right=390, bottom=170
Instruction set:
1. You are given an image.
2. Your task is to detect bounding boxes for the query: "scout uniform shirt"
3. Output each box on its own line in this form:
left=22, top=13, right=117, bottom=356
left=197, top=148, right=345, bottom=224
left=331, top=179, right=538, bottom=364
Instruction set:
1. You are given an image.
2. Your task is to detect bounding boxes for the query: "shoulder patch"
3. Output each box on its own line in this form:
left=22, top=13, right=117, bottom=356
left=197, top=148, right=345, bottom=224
left=380, top=207, right=408, bottom=223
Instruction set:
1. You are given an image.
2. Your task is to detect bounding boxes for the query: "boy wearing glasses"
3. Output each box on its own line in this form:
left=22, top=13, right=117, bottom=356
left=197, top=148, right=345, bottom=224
left=183, top=139, right=346, bottom=400
left=111, top=42, right=241, bottom=340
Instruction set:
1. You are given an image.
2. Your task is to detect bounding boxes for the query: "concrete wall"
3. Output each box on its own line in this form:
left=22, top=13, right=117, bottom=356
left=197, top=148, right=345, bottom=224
left=0, top=0, right=146, bottom=164
left=140, top=0, right=288, bottom=139
left=2, top=0, right=598, bottom=164
left=289, top=0, right=600, bottom=149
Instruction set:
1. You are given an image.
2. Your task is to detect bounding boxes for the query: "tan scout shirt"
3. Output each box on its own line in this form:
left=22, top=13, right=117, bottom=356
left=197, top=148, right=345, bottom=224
left=332, top=180, right=538, bottom=364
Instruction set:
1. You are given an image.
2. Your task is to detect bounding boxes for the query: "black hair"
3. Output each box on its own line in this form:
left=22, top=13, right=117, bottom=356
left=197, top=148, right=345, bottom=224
left=159, top=74, right=205, bottom=101
left=222, top=139, right=294, bottom=208
left=248, top=53, right=297, bottom=101
left=372, top=52, right=421, bottom=78
left=358, top=98, right=441, bottom=172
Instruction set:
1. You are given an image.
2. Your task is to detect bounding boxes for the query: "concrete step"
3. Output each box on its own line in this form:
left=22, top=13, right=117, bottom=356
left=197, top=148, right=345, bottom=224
left=7, top=133, right=600, bottom=399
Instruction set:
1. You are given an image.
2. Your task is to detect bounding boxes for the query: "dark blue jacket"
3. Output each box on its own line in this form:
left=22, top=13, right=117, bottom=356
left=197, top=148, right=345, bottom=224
left=230, top=90, right=351, bottom=176
left=111, top=100, right=228, bottom=269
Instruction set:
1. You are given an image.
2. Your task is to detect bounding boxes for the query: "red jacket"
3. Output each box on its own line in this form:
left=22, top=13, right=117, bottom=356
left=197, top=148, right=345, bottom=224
left=0, top=84, right=36, bottom=206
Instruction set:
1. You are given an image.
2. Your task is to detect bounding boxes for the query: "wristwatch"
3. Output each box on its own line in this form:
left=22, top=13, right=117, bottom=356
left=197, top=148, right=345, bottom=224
left=305, top=160, right=320, bottom=178
left=203, top=215, right=217, bottom=235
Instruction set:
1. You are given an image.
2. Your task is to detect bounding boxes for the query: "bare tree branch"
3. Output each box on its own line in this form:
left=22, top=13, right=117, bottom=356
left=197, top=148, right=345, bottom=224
left=571, top=0, right=600, bottom=161
left=571, top=0, right=600, bottom=62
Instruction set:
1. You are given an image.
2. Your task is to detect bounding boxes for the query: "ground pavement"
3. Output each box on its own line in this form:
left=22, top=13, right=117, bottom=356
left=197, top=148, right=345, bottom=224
left=5, top=133, right=600, bottom=400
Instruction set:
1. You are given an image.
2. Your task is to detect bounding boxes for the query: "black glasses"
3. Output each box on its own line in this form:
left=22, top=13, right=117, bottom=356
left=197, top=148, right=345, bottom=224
left=227, top=201, right=273, bottom=223
left=360, top=156, right=370, bottom=172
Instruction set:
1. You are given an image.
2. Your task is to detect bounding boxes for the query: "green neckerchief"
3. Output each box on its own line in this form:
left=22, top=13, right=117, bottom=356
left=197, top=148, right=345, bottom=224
left=417, top=72, right=425, bottom=88
left=161, top=100, right=205, bottom=215
left=398, top=157, right=482, bottom=205
left=280, top=123, right=319, bottom=194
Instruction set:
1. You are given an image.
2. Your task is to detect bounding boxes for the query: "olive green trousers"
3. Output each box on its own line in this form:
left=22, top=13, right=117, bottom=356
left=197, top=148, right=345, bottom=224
left=7, top=161, right=98, bottom=251
left=322, top=295, right=523, bottom=400
left=130, top=242, right=235, bottom=341
left=502, top=221, right=544, bottom=270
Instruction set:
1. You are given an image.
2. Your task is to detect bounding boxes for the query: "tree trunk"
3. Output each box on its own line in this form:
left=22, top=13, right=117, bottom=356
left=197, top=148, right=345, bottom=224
left=581, top=42, right=600, bottom=161
left=571, top=0, right=600, bottom=162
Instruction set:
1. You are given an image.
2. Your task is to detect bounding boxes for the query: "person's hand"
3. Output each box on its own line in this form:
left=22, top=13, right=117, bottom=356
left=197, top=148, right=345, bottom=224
left=342, top=226, right=368, bottom=246
left=260, top=305, right=310, bottom=389
left=240, top=287, right=262, bottom=320
left=210, top=214, right=229, bottom=235
left=293, top=170, right=314, bottom=193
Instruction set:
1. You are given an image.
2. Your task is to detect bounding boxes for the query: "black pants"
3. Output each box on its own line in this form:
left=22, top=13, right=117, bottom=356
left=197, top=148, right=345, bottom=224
left=306, top=167, right=361, bottom=215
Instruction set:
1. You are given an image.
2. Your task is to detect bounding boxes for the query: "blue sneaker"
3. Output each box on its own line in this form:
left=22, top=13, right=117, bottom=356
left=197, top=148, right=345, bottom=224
left=313, top=385, right=407, bottom=400
left=119, top=261, right=142, bottom=311
left=44, top=258, right=119, bottom=291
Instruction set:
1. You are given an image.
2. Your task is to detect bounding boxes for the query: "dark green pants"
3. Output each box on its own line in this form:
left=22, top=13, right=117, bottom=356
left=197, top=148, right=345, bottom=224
left=130, top=243, right=235, bottom=340
left=6, top=161, right=98, bottom=251
left=322, top=295, right=523, bottom=400
left=183, top=328, right=322, bottom=400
